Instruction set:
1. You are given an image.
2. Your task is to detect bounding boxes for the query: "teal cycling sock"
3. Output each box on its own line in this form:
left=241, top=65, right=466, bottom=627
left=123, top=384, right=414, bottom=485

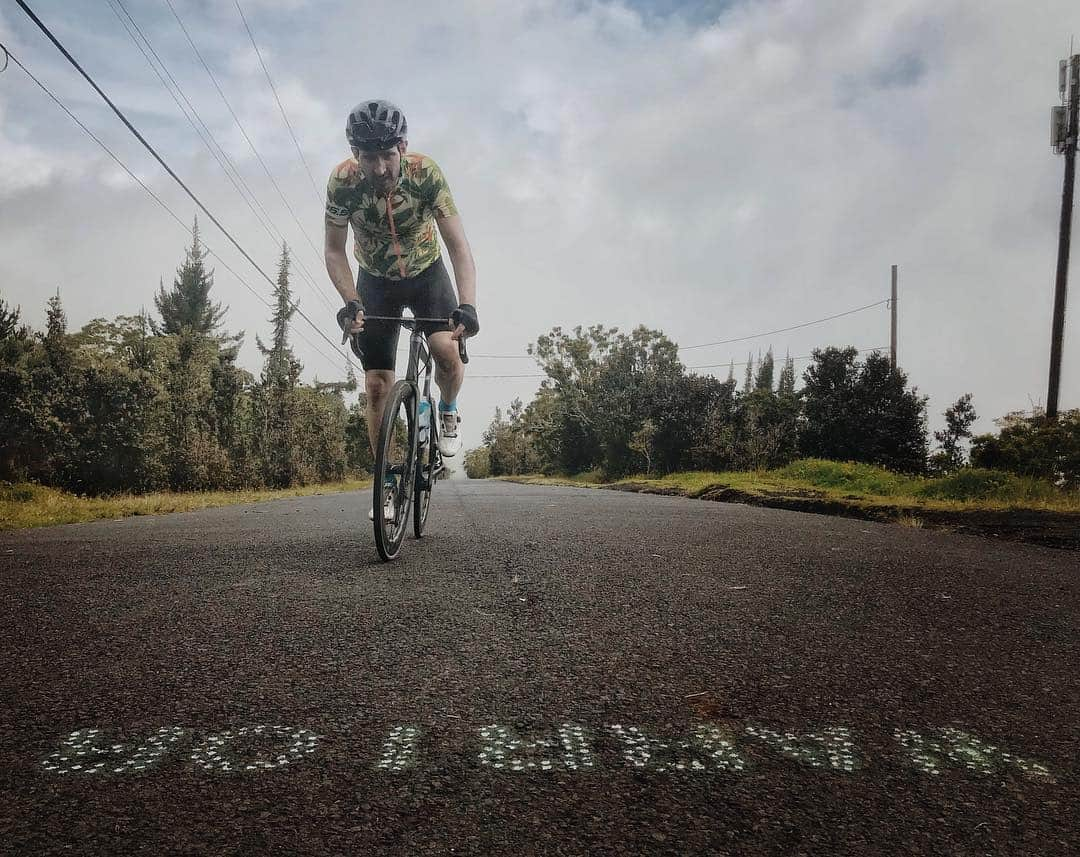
left=438, top=400, right=458, bottom=412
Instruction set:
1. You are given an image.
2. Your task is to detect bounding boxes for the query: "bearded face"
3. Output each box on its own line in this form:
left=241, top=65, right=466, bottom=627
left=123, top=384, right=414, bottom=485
left=356, top=141, right=407, bottom=195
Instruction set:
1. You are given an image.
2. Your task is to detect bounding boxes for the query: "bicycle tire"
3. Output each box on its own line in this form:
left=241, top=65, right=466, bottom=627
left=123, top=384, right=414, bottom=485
left=373, top=380, right=417, bottom=561
left=413, top=395, right=439, bottom=538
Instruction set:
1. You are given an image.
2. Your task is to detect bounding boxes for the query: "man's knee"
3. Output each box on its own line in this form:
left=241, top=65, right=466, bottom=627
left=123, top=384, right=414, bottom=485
left=428, top=335, right=463, bottom=375
left=365, top=371, right=395, bottom=403
left=434, top=353, right=463, bottom=378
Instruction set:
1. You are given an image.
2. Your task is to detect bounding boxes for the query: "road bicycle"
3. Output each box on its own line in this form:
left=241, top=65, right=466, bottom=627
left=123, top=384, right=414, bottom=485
left=350, top=314, right=468, bottom=561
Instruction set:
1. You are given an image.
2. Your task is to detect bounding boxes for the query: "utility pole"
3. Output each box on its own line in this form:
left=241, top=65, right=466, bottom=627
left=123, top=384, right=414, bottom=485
left=1048, top=53, right=1079, bottom=419
left=890, top=265, right=898, bottom=369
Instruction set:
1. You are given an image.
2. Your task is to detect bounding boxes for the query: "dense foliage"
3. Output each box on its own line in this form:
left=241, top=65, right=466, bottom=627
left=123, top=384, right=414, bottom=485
left=465, top=326, right=931, bottom=479
left=5, top=223, right=1070, bottom=494
left=0, top=223, right=361, bottom=495
left=971, top=408, right=1080, bottom=489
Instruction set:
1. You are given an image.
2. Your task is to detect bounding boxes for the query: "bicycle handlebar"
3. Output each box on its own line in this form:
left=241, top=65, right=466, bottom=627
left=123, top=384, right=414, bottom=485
left=341, top=315, right=470, bottom=364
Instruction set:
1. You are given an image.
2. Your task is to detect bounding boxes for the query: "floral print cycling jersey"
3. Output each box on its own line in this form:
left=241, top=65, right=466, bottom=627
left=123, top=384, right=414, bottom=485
left=325, top=152, right=459, bottom=281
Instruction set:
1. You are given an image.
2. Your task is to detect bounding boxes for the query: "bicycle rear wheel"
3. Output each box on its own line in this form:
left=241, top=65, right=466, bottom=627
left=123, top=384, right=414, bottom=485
left=414, top=396, right=439, bottom=538
left=373, top=380, right=417, bottom=561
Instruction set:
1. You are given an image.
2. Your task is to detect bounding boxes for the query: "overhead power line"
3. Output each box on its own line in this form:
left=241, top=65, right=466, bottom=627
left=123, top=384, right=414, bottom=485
left=105, top=0, right=282, bottom=246
left=678, top=300, right=890, bottom=351
left=465, top=346, right=891, bottom=379
left=456, top=299, right=892, bottom=360
left=109, top=0, right=336, bottom=317
left=0, top=42, right=345, bottom=373
left=161, top=0, right=329, bottom=282
left=108, top=0, right=334, bottom=317
left=234, top=0, right=323, bottom=204
left=12, top=0, right=347, bottom=362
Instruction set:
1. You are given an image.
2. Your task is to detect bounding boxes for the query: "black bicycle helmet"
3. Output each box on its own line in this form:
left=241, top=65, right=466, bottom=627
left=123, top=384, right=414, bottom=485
left=346, top=99, right=408, bottom=152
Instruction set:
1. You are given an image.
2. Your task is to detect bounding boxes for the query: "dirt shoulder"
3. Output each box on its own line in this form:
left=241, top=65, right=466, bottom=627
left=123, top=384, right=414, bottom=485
left=500, top=475, right=1080, bottom=550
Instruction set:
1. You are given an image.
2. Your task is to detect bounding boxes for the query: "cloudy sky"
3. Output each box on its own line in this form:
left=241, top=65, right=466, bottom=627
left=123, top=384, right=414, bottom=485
left=2, top=0, right=1078, bottom=452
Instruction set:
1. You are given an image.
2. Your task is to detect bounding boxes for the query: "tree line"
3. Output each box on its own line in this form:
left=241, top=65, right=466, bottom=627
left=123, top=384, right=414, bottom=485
left=4, top=233, right=1076, bottom=495
left=464, top=324, right=1080, bottom=489
left=0, top=220, right=374, bottom=495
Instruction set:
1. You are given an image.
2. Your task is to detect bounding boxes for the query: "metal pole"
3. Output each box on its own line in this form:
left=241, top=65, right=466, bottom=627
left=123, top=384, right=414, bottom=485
left=1048, top=54, right=1079, bottom=419
left=890, top=265, right=898, bottom=369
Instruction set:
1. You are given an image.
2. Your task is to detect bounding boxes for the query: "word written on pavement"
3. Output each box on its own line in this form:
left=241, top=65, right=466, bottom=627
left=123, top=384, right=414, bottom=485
left=38, top=723, right=1058, bottom=784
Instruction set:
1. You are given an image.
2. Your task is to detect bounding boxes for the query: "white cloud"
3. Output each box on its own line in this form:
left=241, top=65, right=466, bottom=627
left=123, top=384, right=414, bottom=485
left=1, top=0, right=1079, bottom=451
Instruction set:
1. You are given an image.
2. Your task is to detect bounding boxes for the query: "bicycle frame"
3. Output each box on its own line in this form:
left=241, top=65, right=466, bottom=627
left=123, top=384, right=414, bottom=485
left=405, top=323, right=435, bottom=404
left=362, top=313, right=468, bottom=558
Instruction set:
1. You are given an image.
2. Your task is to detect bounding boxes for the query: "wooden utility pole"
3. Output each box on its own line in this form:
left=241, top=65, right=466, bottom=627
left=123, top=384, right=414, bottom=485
left=890, top=265, right=898, bottom=369
left=1048, top=54, right=1079, bottom=419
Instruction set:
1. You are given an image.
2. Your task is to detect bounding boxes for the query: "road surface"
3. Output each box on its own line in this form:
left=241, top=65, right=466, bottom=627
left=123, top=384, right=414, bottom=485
left=1, top=480, right=1076, bottom=855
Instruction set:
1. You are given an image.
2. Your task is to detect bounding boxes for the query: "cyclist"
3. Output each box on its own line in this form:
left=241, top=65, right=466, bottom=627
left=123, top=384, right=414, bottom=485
left=324, top=99, right=479, bottom=521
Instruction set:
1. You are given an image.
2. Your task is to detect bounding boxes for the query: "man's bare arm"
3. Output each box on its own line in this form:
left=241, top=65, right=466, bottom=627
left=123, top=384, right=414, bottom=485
left=324, top=219, right=359, bottom=303
left=436, top=214, right=476, bottom=308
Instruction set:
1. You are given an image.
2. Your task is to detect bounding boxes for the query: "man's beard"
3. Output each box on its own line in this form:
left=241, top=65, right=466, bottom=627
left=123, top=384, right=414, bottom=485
left=364, top=172, right=398, bottom=195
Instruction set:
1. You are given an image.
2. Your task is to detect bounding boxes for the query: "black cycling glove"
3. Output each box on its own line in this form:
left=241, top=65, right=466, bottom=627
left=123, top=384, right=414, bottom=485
left=452, top=303, right=479, bottom=336
left=337, top=299, right=365, bottom=359
left=337, top=299, right=363, bottom=343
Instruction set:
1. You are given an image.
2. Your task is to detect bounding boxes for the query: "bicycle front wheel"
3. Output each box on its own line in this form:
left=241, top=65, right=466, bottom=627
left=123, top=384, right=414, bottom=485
left=373, top=380, right=417, bottom=561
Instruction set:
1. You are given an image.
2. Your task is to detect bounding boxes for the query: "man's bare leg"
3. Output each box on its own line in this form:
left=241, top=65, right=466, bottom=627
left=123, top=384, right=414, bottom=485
left=365, top=369, right=396, bottom=454
left=427, top=331, right=464, bottom=406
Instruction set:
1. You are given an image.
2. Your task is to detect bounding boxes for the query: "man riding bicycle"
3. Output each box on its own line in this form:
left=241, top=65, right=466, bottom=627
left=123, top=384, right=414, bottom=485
left=324, top=99, right=479, bottom=520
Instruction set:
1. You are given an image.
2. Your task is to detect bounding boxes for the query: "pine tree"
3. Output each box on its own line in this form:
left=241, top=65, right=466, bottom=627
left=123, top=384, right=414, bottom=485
left=755, top=348, right=775, bottom=392
left=0, top=296, right=25, bottom=340
left=743, top=353, right=754, bottom=393
left=154, top=217, right=228, bottom=337
left=778, top=353, right=796, bottom=396
left=256, top=245, right=303, bottom=487
left=257, top=244, right=301, bottom=381
left=45, top=288, right=67, bottom=339
left=43, top=289, right=74, bottom=369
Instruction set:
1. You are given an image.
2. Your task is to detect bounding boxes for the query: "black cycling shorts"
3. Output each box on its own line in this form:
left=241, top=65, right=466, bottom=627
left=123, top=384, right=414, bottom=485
left=353, top=257, right=458, bottom=371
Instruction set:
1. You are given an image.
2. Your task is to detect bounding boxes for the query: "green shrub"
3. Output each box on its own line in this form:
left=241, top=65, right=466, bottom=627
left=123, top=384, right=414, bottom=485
left=463, top=446, right=491, bottom=479
left=914, top=468, right=1062, bottom=503
left=0, top=482, right=36, bottom=502
left=775, top=458, right=912, bottom=496
left=970, top=410, right=1080, bottom=489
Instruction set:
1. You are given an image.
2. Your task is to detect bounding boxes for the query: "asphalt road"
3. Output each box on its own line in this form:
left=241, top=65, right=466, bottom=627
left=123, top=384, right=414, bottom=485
left=2, top=479, right=1077, bottom=856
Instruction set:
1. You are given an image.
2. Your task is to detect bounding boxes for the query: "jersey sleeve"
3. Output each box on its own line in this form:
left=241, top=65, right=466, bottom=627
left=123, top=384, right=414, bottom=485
left=325, top=164, right=354, bottom=226
left=424, top=157, right=459, bottom=219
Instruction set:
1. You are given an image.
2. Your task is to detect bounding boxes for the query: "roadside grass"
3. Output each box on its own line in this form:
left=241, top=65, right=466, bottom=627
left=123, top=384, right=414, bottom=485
left=0, top=479, right=371, bottom=531
left=500, top=459, right=1080, bottom=514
